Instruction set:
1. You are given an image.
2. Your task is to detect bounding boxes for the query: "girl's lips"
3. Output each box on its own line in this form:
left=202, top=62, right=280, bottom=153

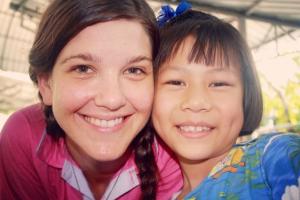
left=178, top=125, right=212, bottom=132
left=176, top=122, right=214, bottom=138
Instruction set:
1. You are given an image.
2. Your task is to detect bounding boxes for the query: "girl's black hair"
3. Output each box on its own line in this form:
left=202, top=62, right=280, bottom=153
left=155, top=10, right=263, bottom=136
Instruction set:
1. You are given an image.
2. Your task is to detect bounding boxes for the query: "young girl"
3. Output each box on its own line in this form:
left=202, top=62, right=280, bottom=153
left=0, top=0, right=182, bottom=199
left=153, top=4, right=300, bottom=200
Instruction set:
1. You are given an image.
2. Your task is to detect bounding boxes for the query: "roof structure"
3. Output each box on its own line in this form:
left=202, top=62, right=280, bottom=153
left=7, top=0, right=300, bottom=53
left=3, top=0, right=300, bottom=63
left=148, top=0, right=300, bottom=51
left=150, top=0, right=300, bottom=28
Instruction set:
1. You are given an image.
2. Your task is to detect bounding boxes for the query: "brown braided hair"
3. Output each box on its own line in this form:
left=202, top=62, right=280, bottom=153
left=133, top=123, right=158, bottom=199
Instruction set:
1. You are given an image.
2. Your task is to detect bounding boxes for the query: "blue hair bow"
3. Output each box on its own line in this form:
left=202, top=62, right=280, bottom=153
left=157, top=0, right=192, bottom=27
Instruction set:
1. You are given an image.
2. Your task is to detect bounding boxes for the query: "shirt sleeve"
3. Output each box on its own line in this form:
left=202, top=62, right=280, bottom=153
left=0, top=110, right=48, bottom=200
left=261, top=133, right=300, bottom=200
left=154, top=137, right=183, bottom=199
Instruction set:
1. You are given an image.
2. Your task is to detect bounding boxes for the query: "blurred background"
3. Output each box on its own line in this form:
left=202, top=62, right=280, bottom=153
left=0, top=0, right=300, bottom=136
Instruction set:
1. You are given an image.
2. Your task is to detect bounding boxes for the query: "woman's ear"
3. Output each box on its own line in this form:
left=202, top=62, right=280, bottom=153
left=37, top=75, right=53, bottom=106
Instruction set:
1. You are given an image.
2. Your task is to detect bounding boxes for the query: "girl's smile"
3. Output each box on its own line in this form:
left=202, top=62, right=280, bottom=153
left=176, top=121, right=214, bottom=138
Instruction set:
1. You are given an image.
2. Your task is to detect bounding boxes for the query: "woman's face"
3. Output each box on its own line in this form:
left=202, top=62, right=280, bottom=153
left=39, top=19, right=154, bottom=164
left=152, top=36, right=243, bottom=165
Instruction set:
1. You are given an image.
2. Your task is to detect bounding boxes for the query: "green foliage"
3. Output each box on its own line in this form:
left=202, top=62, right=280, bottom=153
left=261, top=58, right=300, bottom=133
left=286, top=80, right=300, bottom=123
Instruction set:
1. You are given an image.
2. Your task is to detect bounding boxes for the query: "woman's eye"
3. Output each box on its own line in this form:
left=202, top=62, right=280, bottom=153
left=165, top=80, right=185, bottom=86
left=73, top=65, right=93, bottom=74
left=125, top=67, right=146, bottom=75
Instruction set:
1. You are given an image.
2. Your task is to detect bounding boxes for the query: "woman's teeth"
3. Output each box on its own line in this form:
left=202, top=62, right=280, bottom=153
left=84, top=116, right=123, bottom=128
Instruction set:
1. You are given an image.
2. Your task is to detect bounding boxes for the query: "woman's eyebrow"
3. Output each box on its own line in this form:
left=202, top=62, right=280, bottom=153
left=59, top=53, right=101, bottom=65
left=59, top=54, right=152, bottom=66
left=126, top=55, right=152, bottom=65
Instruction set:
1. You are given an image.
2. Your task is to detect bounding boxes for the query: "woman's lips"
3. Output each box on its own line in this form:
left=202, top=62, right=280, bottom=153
left=81, top=114, right=131, bottom=133
left=84, top=116, right=123, bottom=128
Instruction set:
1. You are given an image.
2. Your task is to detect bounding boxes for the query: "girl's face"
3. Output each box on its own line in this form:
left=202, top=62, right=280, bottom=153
left=39, top=19, right=153, bottom=164
left=152, top=36, right=244, bottom=165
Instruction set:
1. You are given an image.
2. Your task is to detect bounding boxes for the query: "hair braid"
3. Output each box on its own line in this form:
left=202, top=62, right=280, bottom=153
left=43, top=105, right=64, bottom=140
left=134, top=123, right=158, bottom=200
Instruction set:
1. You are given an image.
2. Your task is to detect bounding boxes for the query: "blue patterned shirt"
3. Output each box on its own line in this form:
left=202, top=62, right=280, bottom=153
left=184, top=133, right=300, bottom=200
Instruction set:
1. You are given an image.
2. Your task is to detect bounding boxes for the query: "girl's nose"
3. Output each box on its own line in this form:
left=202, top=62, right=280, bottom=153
left=180, top=86, right=212, bottom=112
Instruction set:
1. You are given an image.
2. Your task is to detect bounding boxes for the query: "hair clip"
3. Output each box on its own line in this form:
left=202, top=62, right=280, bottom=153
left=157, top=0, right=192, bottom=27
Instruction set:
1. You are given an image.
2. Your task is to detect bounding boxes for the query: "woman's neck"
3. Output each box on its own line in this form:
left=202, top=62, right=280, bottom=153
left=67, top=144, right=132, bottom=199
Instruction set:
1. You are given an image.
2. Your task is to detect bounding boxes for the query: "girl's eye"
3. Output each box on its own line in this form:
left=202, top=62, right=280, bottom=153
left=165, top=80, right=185, bottom=86
left=209, top=82, right=228, bottom=87
left=125, top=67, right=146, bottom=75
left=74, top=65, right=93, bottom=74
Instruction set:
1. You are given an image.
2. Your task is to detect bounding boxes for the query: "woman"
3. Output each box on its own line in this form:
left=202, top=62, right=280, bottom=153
left=0, top=0, right=182, bottom=199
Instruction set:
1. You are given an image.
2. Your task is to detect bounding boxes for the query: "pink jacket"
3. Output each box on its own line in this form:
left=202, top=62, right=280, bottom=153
left=0, top=104, right=182, bottom=200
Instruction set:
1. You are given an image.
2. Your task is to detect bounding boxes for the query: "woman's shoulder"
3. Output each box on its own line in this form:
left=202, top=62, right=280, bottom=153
left=152, top=136, right=183, bottom=198
left=1, top=103, right=45, bottom=143
left=152, top=136, right=179, bottom=164
left=3, top=103, right=44, bottom=124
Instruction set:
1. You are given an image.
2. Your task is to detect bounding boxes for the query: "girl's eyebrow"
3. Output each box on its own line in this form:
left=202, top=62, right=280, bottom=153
left=159, top=64, right=236, bottom=75
left=159, top=65, right=186, bottom=73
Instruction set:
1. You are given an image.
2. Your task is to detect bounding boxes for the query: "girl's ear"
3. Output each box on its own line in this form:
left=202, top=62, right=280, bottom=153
left=37, top=75, right=53, bottom=106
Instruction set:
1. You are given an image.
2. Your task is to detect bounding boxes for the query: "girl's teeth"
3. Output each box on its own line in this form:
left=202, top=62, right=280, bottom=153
left=180, top=126, right=210, bottom=132
left=85, top=116, right=123, bottom=128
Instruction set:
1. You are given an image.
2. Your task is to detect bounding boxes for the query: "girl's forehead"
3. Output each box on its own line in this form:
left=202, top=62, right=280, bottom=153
left=167, top=38, right=241, bottom=71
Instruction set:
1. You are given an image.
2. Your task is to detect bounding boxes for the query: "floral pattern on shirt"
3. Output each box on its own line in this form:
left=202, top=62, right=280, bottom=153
left=184, top=133, right=300, bottom=200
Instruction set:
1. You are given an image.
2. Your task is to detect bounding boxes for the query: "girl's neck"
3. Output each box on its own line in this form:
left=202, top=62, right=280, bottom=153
left=178, top=152, right=229, bottom=198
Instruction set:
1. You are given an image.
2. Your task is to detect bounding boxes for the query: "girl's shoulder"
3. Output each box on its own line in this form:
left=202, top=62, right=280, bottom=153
left=258, top=132, right=300, bottom=143
left=207, top=133, right=300, bottom=199
left=255, top=132, right=300, bottom=199
left=237, top=132, right=300, bottom=154
left=256, top=132, right=300, bottom=166
left=234, top=132, right=300, bottom=177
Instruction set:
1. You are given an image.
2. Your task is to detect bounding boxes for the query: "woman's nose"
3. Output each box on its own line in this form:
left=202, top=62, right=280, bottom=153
left=94, top=76, right=126, bottom=111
